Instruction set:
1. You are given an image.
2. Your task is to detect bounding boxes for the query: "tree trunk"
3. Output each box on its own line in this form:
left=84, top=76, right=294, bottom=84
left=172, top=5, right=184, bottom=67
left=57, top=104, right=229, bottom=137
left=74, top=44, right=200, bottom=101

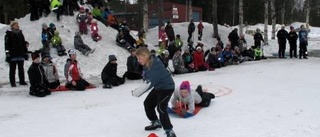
left=158, top=0, right=163, bottom=33
left=212, top=0, right=218, bottom=38
left=143, top=0, right=148, bottom=32
left=188, top=0, right=193, bottom=21
left=305, top=0, right=310, bottom=27
left=239, top=0, right=243, bottom=35
left=281, top=3, right=285, bottom=25
left=271, top=0, right=276, bottom=39
left=264, top=0, right=268, bottom=45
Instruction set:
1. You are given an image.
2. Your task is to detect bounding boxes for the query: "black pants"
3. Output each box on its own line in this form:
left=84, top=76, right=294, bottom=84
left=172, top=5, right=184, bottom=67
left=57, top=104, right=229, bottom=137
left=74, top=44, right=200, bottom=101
left=124, top=72, right=142, bottom=80
left=187, top=31, right=193, bottom=42
left=195, top=85, right=215, bottom=107
left=9, top=61, right=25, bottom=86
left=278, top=43, right=286, bottom=58
left=198, top=30, right=203, bottom=40
left=144, top=88, right=174, bottom=130
left=66, top=78, right=90, bottom=91
left=289, top=42, right=297, bottom=58
left=30, top=6, right=39, bottom=21
left=299, top=42, right=307, bottom=58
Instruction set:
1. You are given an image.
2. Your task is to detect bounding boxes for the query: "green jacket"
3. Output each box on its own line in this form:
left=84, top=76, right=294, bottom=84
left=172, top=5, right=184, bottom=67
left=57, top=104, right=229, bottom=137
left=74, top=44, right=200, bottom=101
left=51, top=0, right=62, bottom=10
left=175, top=38, right=183, bottom=48
left=51, top=32, right=62, bottom=46
left=92, top=7, right=102, bottom=18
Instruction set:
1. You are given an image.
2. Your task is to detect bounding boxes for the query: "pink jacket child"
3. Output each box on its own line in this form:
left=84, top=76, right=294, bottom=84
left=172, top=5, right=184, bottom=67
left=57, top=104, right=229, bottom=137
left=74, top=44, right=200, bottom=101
left=90, top=19, right=102, bottom=42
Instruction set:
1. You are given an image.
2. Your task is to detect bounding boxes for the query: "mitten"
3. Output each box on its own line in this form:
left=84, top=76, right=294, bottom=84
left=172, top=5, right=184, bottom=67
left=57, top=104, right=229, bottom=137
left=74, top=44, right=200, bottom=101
left=183, top=112, right=194, bottom=118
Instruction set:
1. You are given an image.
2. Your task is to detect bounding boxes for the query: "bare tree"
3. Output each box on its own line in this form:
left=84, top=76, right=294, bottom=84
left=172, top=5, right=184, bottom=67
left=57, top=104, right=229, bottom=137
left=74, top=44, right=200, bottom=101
left=271, top=0, right=276, bottom=39
left=143, top=0, right=148, bottom=32
left=239, top=0, right=243, bottom=35
left=212, top=0, right=218, bottom=38
left=188, top=0, right=193, bottom=21
left=305, top=0, right=310, bottom=27
left=281, top=2, right=285, bottom=24
left=264, top=0, right=268, bottom=45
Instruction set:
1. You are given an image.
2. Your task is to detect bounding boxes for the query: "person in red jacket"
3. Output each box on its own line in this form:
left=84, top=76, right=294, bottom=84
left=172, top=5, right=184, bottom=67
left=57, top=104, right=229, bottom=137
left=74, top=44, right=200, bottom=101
left=90, top=19, right=102, bottom=42
left=197, top=21, right=204, bottom=41
left=64, top=49, right=91, bottom=90
left=193, top=46, right=211, bottom=71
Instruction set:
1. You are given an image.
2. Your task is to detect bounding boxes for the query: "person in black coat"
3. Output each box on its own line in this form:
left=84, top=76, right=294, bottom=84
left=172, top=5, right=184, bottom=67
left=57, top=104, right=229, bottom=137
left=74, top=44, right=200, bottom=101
left=277, top=26, right=289, bottom=58
left=101, top=55, right=125, bottom=88
left=253, top=28, right=264, bottom=49
left=228, top=28, right=239, bottom=50
left=288, top=26, right=298, bottom=58
left=39, top=0, right=51, bottom=17
left=28, top=51, right=51, bottom=97
left=123, top=49, right=143, bottom=80
left=187, top=19, right=195, bottom=42
left=29, top=0, right=40, bottom=21
left=165, top=21, right=175, bottom=42
left=5, top=21, right=29, bottom=87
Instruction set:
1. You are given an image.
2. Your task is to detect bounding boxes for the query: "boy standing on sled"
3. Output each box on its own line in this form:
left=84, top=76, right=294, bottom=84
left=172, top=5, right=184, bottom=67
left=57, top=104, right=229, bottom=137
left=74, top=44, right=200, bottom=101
left=168, top=81, right=215, bottom=118
left=64, top=49, right=91, bottom=90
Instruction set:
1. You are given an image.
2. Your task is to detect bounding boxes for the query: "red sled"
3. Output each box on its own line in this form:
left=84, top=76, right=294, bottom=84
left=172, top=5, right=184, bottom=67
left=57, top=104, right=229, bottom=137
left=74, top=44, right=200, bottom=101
left=50, top=85, right=96, bottom=92
left=168, top=105, right=202, bottom=118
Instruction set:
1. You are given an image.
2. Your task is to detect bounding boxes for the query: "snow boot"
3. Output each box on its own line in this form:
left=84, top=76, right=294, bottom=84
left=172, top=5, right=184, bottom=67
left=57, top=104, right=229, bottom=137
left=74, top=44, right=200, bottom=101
left=145, top=120, right=162, bottom=131
left=165, top=129, right=177, bottom=137
left=103, top=84, right=112, bottom=89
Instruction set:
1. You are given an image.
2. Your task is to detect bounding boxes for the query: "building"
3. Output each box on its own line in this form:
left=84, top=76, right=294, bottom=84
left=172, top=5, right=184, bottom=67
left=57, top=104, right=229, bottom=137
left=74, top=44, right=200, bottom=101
left=148, top=1, right=203, bottom=28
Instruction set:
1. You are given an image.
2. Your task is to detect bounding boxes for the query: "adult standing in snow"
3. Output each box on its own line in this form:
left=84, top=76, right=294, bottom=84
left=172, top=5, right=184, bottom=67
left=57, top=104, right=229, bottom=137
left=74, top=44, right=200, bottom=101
left=38, top=0, right=51, bottom=17
left=288, top=26, right=298, bottom=58
left=197, top=21, right=204, bottom=41
left=299, top=25, right=308, bottom=59
left=277, top=26, right=289, bottom=58
left=187, top=19, right=195, bottom=43
left=132, top=47, right=177, bottom=137
left=228, top=28, right=239, bottom=50
left=5, top=21, right=29, bottom=87
left=253, top=28, right=264, bottom=49
left=165, top=21, right=175, bottom=42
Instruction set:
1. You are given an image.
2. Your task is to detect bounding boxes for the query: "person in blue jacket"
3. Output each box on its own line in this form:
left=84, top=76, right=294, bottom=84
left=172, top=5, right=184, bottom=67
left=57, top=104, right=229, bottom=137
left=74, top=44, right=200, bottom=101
left=132, top=47, right=176, bottom=137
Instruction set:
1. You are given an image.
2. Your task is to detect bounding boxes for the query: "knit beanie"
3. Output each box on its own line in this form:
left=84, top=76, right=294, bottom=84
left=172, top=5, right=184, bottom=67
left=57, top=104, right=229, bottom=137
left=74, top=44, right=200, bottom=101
left=68, top=49, right=77, bottom=56
left=49, top=23, right=56, bottom=28
left=109, top=55, right=117, bottom=61
left=180, top=81, right=191, bottom=92
left=42, top=23, right=48, bottom=29
left=9, top=21, right=18, bottom=28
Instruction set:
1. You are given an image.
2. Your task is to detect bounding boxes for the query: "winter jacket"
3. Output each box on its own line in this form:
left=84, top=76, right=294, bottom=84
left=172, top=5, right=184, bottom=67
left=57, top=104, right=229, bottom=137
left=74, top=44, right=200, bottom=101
left=193, top=51, right=206, bottom=70
left=127, top=55, right=143, bottom=74
left=277, top=29, right=289, bottom=44
left=228, top=30, right=239, bottom=48
left=51, top=32, right=62, bottom=46
left=188, top=22, right=195, bottom=33
left=74, top=35, right=86, bottom=48
left=143, top=56, right=175, bottom=91
left=172, top=53, right=187, bottom=74
left=197, top=22, right=204, bottom=32
left=157, top=55, right=169, bottom=68
left=28, top=62, right=49, bottom=93
left=238, top=38, right=247, bottom=53
left=288, top=31, right=298, bottom=44
left=175, top=38, right=183, bottom=48
left=171, top=89, right=202, bottom=114
left=41, top=61, right=59, bottom=83
left=254, top=32, right=264, bottom=45
left=48, top=27, right=55, bottom=41
left=158, top=30, right=168, bottom=42
left=4, top=29, right=28, bottom=58
left=299, top=30, right=308, bottom=43
left=64, top=59, right=82, bottom=82
left=41, top=29, right=49, bottom=42
left=182, top=53, right=193, bottom=66
left=90, top=22, right=99, bottom=35
left=165, top=25, right=175, bottom=41
left=91, top=7, right=101, bottom=18
left=101, top=62, right=121, bottom=83
left=77, top=12, right=88, bottom=23
left=50, top=0, right=62, bottom=10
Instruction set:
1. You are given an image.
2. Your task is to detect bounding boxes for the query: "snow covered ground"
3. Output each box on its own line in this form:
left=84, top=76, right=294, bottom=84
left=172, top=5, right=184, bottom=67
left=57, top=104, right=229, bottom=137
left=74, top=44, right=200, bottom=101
left=1, top=11, right=320, bottom=137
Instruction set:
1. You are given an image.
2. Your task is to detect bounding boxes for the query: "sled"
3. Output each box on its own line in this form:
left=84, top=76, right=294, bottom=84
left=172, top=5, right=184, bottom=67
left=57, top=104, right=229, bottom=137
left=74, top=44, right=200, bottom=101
left=50, top=85, right=96, bottom=92
left=168, top=105, right=202, bottom=118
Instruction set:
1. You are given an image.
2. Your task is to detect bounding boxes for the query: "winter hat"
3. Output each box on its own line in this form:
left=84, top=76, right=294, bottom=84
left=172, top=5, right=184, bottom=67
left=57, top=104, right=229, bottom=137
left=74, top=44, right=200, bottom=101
left=54, top=30, right=59, bottom=36
left=31, top=52, right=40, bottom=60
left=290, top=26, right=294, bottom=30
left=49, top=23, right=55, bottom=28
left=42, top=23, right=48, bottom=29
left=196, top=46, right=202, bottom=51
left=180, top=81, right=191, bottom=92
left=80, top=7, right=85, bottom=11
left=9, top=21, right=18, bottom=27
left=109, top=55, right=117, bottom=61
left=41, top=53, right=51, bottom=59
left=68, top=49, right=77, bottom=56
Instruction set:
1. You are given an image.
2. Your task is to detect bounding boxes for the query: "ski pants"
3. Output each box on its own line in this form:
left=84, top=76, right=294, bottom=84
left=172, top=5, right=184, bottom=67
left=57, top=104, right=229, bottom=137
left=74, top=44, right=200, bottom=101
left=278, top=42, right=286, bottom=58
left=9, top=61, right=25, bottom=85
left=289, top=42, right=297, bottom=58
left=144, top=88, right=174, bottom=130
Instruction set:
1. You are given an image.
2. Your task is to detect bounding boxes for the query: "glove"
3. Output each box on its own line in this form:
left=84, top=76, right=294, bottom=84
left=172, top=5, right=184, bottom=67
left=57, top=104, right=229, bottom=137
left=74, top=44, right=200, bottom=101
left=183, top=112, right=194, bottom=118
left=132, top=81, right=151, bottom=97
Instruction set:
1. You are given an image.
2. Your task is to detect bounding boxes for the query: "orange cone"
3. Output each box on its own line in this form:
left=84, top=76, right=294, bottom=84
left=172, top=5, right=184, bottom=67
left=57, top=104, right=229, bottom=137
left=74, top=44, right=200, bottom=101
left=148, top=133, right=158, bottom=137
